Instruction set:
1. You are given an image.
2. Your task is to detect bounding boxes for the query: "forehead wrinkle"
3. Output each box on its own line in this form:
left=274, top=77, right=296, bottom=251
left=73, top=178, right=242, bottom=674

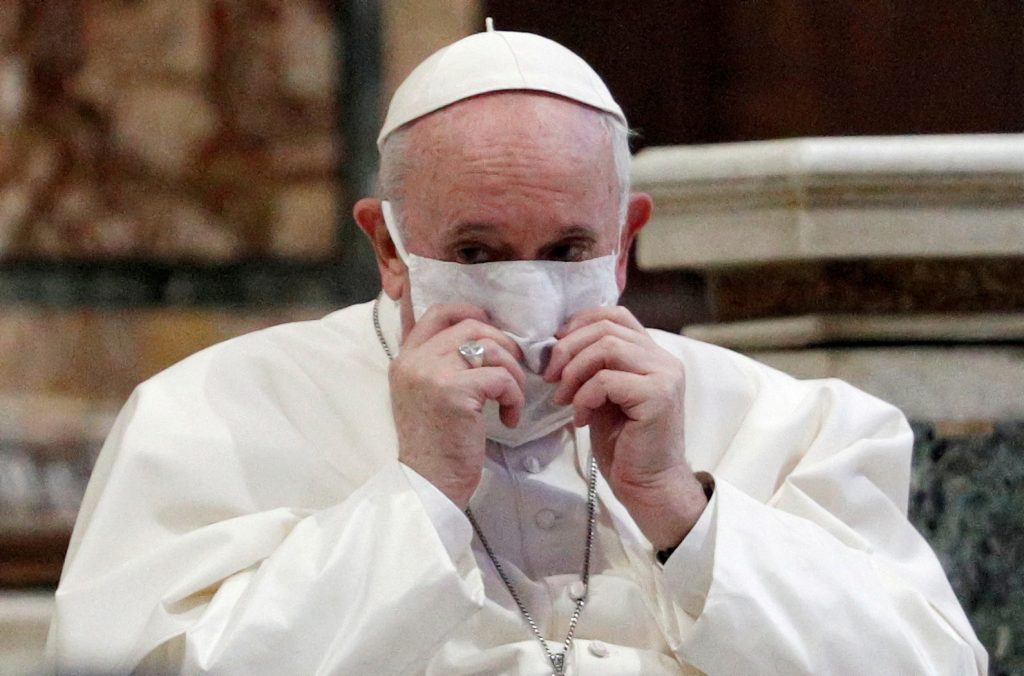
left=450, top=154, right=579, bottom=196
left=394, top=92, right=620, bottom=205
left=398, top=92, right=620, bottom=250
left=438, top=128, right=616, bottom=207
left=421, top=93, right=611, bottom=158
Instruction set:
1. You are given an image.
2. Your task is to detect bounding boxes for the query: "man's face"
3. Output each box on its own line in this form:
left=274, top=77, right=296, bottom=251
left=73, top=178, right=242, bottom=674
left=367, top=92, right=646, bottom=336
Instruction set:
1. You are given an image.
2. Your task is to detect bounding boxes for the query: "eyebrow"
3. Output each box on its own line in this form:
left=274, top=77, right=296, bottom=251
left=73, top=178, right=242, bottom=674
left=443, top=222, right=600, bottom=244
left=443, top=222, right=502, bottom=242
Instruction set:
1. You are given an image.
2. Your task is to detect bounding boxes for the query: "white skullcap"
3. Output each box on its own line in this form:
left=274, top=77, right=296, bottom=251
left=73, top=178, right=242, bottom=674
left=377, top=19, right=625, bottom=148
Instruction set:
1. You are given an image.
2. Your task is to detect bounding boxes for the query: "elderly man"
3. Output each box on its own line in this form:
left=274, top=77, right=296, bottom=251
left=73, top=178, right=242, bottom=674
left=48, top=25, right=984, bottom=675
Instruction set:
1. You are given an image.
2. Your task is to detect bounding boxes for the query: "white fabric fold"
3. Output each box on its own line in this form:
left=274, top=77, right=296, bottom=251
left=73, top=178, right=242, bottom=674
left=406, top=251, right=620, bottom=446
left=659, top=486, right=718, bottom=618
left=399, top=462, right=474, bottom=561
left=46, top=300, right=987, bottom=675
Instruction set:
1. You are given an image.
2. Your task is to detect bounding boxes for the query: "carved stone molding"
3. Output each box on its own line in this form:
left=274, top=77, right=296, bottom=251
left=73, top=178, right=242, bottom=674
left=633, top=134, right=1024, bottom=270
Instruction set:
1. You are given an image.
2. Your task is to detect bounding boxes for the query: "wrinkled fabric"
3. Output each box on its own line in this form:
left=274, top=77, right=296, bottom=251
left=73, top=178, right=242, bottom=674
left=47, top=298, right=987, bottom=675
left=382, top=200, right=621, bottom=446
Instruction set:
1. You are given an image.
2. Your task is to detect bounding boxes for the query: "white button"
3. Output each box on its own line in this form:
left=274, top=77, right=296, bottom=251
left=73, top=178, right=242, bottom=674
left=534, top=509, right=558, bottom=529
left=522, top=456, right=542, bottom=473
left=569, top=580, right=587, bottom=601
left=588, top=641, right=610, bottom=658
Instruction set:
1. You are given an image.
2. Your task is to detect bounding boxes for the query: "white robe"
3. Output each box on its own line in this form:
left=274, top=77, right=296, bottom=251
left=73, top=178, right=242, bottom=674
left=46, top=298, right=987, bottom=675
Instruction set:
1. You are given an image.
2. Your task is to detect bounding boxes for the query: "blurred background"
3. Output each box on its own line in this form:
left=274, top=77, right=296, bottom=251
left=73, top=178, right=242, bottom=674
left=0, top=1, right=1022, bottom=673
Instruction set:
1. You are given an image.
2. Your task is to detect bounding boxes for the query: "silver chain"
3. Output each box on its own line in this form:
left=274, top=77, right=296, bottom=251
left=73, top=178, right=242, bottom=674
left=372, top=295, right=598, bottom=676
left=373, top=295, right=395, bottom=361
left=466, top=454, right=597, bottom=676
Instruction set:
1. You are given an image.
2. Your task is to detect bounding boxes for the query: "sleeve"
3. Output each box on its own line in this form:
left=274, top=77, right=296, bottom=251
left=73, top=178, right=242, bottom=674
left=178, top=461, right=484, bottom=675
left=641, top=343, right=988, bottom=675
left=656, top=486, right=717, bottom=618
left=47, top=368, right=485, bottom=675
left=399, top=463, right=475, bottom=560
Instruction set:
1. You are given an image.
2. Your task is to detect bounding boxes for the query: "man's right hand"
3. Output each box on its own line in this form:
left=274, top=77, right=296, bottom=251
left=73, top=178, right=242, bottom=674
left=389, top=303, right=526, bottom=508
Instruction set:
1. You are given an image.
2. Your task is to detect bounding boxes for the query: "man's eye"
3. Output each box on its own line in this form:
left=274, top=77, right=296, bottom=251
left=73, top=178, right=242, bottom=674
left=454, top=246, right=493, bottom=264
left=546, top=241, right=589, bottom=262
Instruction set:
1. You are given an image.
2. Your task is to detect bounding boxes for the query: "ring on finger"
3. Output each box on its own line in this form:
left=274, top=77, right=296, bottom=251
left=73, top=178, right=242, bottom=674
left=458, top=340, right=486, bottom=368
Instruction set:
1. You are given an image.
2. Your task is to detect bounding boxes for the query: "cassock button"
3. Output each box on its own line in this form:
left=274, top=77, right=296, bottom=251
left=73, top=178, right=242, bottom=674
left=522, top=456, right=542, bottom=473
left=588, top=641, right=610, bottom=658
left=535, top=509, right=558, bottom=529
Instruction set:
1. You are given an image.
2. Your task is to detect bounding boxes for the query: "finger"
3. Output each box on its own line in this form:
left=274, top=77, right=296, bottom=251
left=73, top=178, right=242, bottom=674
left=553, top=335, right=652, bottom=405
left=437, top=319, right=525, bottom=364
left=403, top=303, right=490, bottom=349
left=500, top=400, right=521, bottom=428
left=470, top=338, right=527, bottom=392
left=572, top=369, right=648, bottom=427
left=413, top=315, right=524, bottom=364
left=460, top=367, right=525, bottom=427
left=557, top=305, right=644, bottom=339
left=544, top=319, right=645, bottom=382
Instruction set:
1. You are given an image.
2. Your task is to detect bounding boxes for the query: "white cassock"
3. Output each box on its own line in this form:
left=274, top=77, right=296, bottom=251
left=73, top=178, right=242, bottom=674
left=46, top=297, right=987, bottom=675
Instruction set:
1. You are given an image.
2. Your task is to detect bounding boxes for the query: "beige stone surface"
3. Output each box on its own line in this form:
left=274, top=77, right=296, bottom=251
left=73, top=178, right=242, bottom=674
left=3, top=0, right=344, bottom=262
left=0, top=591, right=52, bottom=676
left=25, top=214, right=139, bottom=260
left=74, top=0, right=210, bottom=116
left=80, top=0, right=210, bottom=80
left=749, top=346, right=1024, bottom=421
left=0, top=394, right=118, bottom=447
left=112, top=85, right=220, bottom=176
left=0, top=132, right=60, bottom=255
left=269, top=183, right=338, bottom=259
left=269, top=135, right=338, bottom=178
left=0, top=311, right=135, bottom=400
left=0, top=2, right=21, bottom=54
left=0, top=307, right=330, bottom=402
left=685, top=313, right=1024, bottom=350
left=0, top=184, right=29, bottom=252
left=0, top=127, right=13, bottom=180
left=0, top=57, right=25, bottom=126
left=0, top=308, right=329, bottom=537
left=217, top=1, right=336, bottom=140
left=0, top=309, right=333, bottom=535
left=633, top=134, right=1024, bottom=270
left=154, top=212, right=244, bottom=262
left=132, top=309, right=326, bottom=378
left=23, top=180, right=140, bottom=260
left=279, top=2, right=337, bottom=101
left=136, top=194, right=244, bottom=262
left=384, top=0, right=481, bottom=96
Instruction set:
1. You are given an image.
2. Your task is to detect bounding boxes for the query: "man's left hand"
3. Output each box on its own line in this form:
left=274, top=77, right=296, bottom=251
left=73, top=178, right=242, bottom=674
left=544, top=307, right=708, bottom=551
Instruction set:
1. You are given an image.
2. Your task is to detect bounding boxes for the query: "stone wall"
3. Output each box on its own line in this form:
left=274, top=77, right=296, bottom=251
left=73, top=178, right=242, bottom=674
left=0, top=0, right=340, bottom=263
left=0, top=0, right=346, bottom=578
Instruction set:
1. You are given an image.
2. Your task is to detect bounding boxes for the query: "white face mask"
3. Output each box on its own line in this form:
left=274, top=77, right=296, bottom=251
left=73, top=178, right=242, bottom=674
left=382, top=201, right=621, bottom=447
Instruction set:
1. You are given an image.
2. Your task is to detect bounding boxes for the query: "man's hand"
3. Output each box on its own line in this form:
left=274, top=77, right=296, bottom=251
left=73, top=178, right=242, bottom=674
left=390, top=303, right=526, bottom=508
left=544, top=307, right=708, bottom=551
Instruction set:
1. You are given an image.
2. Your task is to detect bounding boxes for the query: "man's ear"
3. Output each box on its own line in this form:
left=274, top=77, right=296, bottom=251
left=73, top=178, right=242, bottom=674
left=353, top=197, right=407, bottom=300
left=616, top=192, right=653, bottom=293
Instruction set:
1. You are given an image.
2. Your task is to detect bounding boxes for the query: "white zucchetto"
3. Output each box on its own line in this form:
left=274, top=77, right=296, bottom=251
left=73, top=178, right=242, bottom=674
left=377, top=19, right=626, bottom=147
